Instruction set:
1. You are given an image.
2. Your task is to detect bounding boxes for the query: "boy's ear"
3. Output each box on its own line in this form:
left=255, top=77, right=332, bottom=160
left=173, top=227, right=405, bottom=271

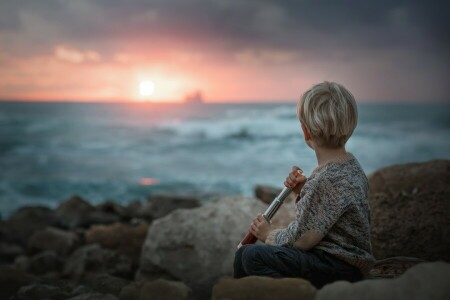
left=301, top=123, right=311, bottom=141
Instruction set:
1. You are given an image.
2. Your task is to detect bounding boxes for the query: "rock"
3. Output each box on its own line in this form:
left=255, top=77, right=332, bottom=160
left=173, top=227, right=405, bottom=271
left=28, top=226, right=80, bottom=256
left=67, top=292, right=118, bottom=300
left=16, top=283, right=71, bottom=300
left=85, top=223, right=148, bottom=265
left=119, top=281, right=145, bottom=300
left=1, top=206, right=57, bottom=246
left=366, top=256, right=427, bottom=279
left=212, top=276, right=316, bottom=300
left=83, top=273, right=129, bottom=296
left=318, top=262, right=450, bottom=300
left=143, top=194, right=201, bottom=220
left=97, top=201, right=130, bottom=220
left=27, top=251, right=64, bottom=275
left=140, top=196, right=266, bottom=298
left=368, top=160, right=450, bottom=261
left=254, top=185, right=282, bottom=204
left=140, top=279, right=194, bottom=300
left=55, top=195, right=120, bottom=229
left=64, top=244, right=133, bottom=279
left=0, top=266, right=34, bottom=300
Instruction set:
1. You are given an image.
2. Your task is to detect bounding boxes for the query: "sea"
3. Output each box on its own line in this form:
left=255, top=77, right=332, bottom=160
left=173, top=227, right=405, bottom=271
left=1, top=101, right=449, bottom=217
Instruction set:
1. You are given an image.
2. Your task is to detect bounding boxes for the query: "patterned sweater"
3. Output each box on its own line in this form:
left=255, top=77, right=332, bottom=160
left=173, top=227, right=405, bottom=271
left=266, top=152, right=375, bottom=274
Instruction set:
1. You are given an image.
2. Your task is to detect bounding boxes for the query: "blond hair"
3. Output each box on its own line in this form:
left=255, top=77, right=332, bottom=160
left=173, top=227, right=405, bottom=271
left=297, top=81, right=358, bottom=148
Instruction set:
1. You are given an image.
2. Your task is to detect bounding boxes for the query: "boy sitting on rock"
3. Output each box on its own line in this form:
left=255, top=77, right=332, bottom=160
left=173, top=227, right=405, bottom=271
left=234, top=81, right=375, bottom=288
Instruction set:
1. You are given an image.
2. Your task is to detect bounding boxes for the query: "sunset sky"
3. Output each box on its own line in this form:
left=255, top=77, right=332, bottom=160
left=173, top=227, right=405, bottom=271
left=0, top=0, right=449, bottom=103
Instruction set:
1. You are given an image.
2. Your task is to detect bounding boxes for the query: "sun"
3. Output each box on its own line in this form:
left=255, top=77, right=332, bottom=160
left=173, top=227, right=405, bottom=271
left=139, top=80, right=155, bottom=97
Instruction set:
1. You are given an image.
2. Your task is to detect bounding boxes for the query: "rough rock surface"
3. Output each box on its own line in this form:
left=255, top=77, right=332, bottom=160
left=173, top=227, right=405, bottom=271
left=368, top=160, right=450, bottom=261
left=85, top=223, right=148, bottom=265
left=212, top=276, right=316, bottom=300
left=28, top=226, right=80, bottom=256
left=140, top=279, right=194, bottom=300
left=67, top=292, right=118, bottom=300
left=143, top=194, right=201, bottom=220
left=64, top=244, right=133, bottom=279
left=119, top=281, right=145, bottom=300
left=140, top=196, right=266, bottom=298
left=318, top=262, right=450, bottom=300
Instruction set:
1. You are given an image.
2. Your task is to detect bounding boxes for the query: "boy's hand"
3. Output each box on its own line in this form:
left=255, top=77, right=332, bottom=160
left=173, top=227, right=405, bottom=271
left=249, top=213, right=272, bottom=243
left=284, top=166, right=307, bottom=195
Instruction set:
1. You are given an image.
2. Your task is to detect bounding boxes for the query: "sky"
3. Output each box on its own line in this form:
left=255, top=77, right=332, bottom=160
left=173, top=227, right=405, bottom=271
left=0, top=0, right=449, bottom=103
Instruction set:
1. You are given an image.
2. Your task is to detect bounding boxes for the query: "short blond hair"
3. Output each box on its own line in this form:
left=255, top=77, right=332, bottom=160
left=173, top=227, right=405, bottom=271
left=297, top=81, right=358, bottom=148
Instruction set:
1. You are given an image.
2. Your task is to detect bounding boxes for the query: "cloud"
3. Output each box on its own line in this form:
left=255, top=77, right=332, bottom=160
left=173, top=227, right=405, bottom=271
left=54, top=45, right=101, bottom=63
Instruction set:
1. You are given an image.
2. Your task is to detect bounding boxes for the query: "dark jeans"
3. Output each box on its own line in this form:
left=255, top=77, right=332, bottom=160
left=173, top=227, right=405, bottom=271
left=234, top=244, right=362, bottom=288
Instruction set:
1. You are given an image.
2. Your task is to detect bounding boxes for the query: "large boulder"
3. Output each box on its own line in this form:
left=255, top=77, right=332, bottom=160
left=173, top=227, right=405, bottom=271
left=368, top=160, right=450, bottom=261
left=140, top=196, right=266, bottom=298
left=64, top=244, right=133, bottom=279
left=55, top=195, right=120, bottom=229
left=85, top=223, right=148, bottom=265
left=212, top=276, right=316, bottom=300
left=318, top=262, right=450, bottom=300
left=28, top=227, right=80, bottom=256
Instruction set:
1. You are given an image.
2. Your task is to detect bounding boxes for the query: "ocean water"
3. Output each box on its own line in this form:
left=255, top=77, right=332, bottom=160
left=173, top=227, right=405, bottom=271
left=0, top=101, right=449, bottom=216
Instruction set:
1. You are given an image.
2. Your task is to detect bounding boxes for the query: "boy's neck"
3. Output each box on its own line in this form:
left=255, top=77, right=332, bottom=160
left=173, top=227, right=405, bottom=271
left=314, top=146, right=348, bottom=167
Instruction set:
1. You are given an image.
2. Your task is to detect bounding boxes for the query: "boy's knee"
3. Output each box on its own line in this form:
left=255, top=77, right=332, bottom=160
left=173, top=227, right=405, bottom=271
left=241, top=244, right=264, bottom=273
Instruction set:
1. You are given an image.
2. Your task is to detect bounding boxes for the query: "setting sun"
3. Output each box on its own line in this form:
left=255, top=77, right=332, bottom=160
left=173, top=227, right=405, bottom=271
left=139, top=80, right=155, bottom=97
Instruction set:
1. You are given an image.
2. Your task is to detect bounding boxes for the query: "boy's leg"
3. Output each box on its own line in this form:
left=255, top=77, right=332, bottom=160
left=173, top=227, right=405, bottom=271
left=234, top=244, right=310, bottom=278
left=233, top=244, right=362, bottom=288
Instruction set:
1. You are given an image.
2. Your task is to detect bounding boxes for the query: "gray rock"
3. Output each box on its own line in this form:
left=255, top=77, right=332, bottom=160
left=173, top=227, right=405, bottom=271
left=140, top=196, right=266, bottom=298
left=369, top=160, right=450, bottom=261
left=318, top=262, right=450, bottom=300
left=28, top=226, right=80, bottom=256
left=143, top=194, right=201, bottom=220
left=139, top=279, right=194, bottom=300
left=64, top=244, right=133, bottom=279
left=212, top=276, right=316, bottom=300
left=16, top=283, right=71, bottom=300
left=27, top=251, right=64, bottom=275
left=83, top=273, right=129, bottom=296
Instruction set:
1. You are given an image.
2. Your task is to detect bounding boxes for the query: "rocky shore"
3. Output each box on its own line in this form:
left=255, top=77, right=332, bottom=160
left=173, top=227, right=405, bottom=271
left=1, top=160, right=449, bottom=300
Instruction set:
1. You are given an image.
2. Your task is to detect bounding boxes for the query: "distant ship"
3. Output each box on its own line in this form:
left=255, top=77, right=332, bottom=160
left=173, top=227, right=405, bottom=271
left=183, top=90, right=204, bottom=104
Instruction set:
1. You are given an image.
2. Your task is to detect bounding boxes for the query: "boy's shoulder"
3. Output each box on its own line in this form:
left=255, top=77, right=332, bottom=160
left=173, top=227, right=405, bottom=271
left=309, top=154, right=368, bottom=192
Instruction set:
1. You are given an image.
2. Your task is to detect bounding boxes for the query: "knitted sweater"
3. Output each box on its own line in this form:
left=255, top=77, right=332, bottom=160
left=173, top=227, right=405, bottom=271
left=266, top=152, right=375, bottom=274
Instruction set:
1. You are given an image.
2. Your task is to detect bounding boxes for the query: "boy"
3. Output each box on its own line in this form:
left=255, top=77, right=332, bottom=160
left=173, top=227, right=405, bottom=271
left=234, top=81, right=375, bottom=288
